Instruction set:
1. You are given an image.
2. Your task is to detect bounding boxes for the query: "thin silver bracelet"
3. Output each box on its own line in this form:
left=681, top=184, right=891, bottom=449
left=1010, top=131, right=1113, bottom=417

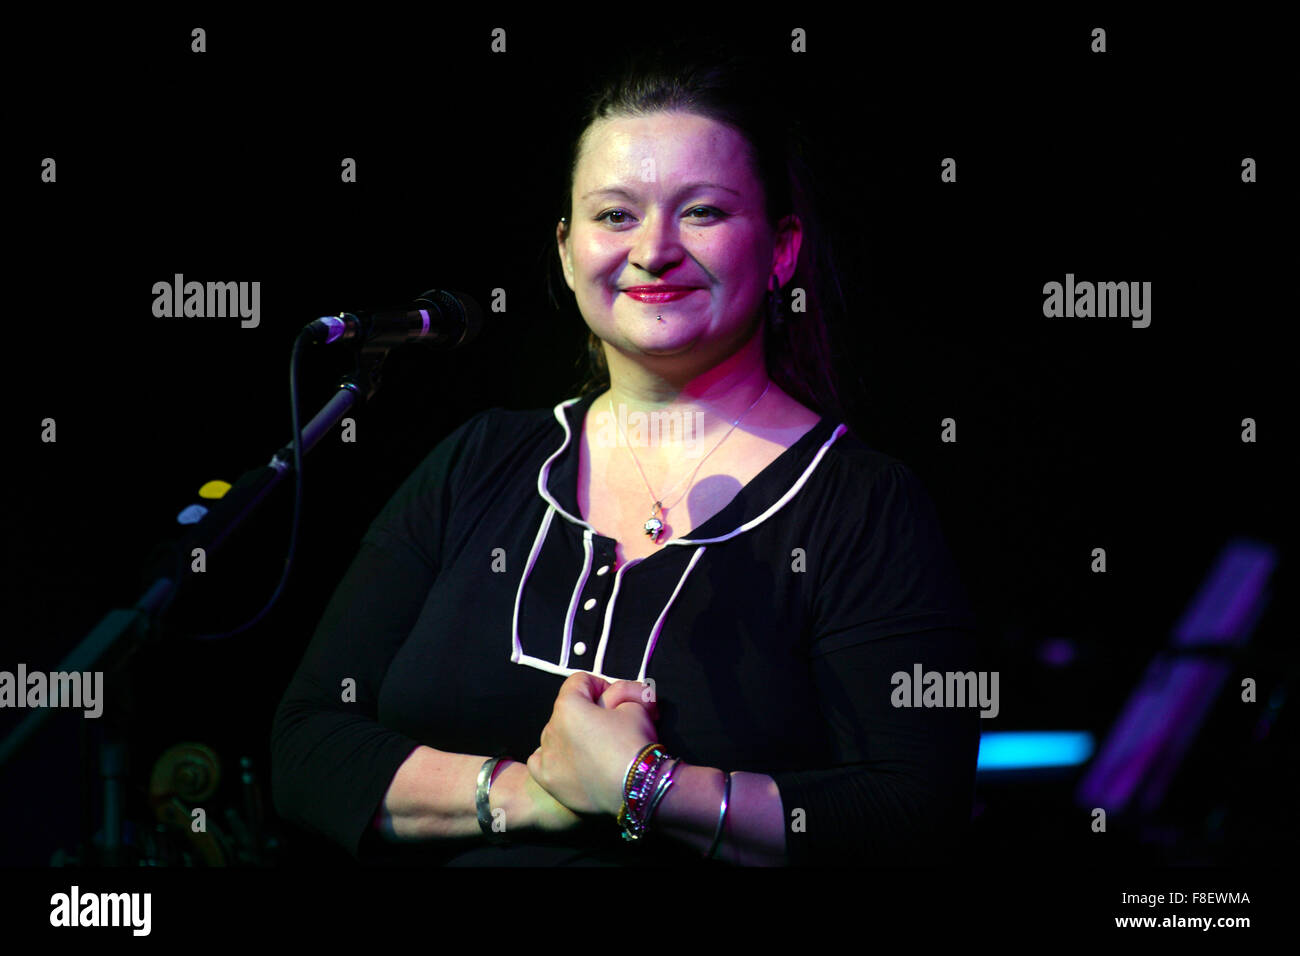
left=643, top=757, right=681, bottom=829
left=704, top=770, right=731, bottom=861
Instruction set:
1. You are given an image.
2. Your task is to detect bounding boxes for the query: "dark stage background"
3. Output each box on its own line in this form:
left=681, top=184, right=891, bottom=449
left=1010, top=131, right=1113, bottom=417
left=2, top=8, right=1292, bottom=935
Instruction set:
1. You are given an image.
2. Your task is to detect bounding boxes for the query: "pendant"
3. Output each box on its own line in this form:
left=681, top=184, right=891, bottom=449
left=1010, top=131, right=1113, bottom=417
left=643, top=501, right=664, bottom=542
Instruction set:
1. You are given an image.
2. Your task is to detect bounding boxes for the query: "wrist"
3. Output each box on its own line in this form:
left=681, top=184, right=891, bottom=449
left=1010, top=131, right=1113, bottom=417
left=615, top=743, right=675, bottom=841
left=488, top=759, right=530, bottom=832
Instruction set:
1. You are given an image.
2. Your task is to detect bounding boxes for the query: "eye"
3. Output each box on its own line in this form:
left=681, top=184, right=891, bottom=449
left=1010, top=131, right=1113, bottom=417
left=687, top=206, right=724, bottom=220
left=594, top=206, right=726, bottom=226
left=595, top=209, right=635, bottom=225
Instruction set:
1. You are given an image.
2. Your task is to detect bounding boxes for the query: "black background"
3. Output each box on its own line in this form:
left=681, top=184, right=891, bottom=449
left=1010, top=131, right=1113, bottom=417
left=1, top=7, right=1292, bottom=932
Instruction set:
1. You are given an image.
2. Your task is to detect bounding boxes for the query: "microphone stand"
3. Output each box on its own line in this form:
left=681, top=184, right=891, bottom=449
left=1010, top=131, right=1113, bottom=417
left=0, top=340, right=390, bottom=865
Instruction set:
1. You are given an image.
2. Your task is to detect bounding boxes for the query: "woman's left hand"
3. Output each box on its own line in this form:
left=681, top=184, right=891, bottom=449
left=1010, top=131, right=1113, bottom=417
left=528, top=673, right=658, bottom=818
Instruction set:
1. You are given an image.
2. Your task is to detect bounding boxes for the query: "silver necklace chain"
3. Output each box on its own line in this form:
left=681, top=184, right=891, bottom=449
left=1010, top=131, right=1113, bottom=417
left=608, top=380, right=772, bottom=542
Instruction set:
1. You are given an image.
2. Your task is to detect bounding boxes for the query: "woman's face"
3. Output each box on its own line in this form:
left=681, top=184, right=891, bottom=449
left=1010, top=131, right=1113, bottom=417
left=558, top=110, right=800, bottom=377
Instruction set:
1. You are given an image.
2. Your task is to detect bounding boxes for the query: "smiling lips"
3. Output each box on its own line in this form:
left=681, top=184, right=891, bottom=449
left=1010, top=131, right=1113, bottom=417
left=621, top=285, right=702, bottom=303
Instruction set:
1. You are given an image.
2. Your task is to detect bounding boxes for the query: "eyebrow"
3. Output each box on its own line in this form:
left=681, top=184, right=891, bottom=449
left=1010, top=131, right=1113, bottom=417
left=580, top=181, right=743, bottom=202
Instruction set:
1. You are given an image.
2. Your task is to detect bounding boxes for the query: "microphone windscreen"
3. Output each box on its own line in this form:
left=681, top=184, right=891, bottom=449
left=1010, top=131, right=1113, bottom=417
left=415, top=289, right=484, bottom=347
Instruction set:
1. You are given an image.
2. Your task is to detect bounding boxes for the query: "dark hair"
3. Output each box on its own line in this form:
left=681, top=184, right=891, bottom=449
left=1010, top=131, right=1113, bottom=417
left=546, top=49, right=850, bottom=424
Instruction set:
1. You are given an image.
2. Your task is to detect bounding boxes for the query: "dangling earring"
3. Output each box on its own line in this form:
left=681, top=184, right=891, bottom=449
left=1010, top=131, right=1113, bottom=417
left=766, top=273, right=786, bottom=331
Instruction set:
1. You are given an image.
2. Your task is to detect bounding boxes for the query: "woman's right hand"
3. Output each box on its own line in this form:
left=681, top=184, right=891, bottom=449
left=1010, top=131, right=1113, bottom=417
left=498, top=759, right=583, bottom=833
left=499, top=679, right=660, bottom=835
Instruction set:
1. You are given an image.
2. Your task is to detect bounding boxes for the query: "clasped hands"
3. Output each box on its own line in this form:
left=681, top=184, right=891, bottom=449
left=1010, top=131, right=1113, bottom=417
left=524, top=672, right=659, bottom=825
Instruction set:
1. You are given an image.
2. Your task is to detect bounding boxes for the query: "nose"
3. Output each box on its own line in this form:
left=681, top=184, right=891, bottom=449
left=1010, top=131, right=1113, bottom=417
left=628, top=209, right=685, bottom=275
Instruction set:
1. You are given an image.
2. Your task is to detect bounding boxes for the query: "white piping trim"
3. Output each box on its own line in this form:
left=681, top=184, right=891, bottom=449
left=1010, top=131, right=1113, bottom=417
left=511, top=505, right=556, bottom=663
left=559, top=529, right=595, bottom=668
left=536, top=397, right=598, bottom=531
left=511, top=403, right=849, bottom=681
left=665, top=424, right=848, bottom=545
left=512, top=652, right=617, bottom=681
left=636, top=546, right=708, bottom=681
left=590, top=555, right=643, bottom=675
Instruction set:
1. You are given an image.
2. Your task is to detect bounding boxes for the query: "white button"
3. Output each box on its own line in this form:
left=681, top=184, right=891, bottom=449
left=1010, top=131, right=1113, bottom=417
left=596, top=565, right=610, bottom=576
left=583, top=598, right=597, bottom=611
left=573, top=642, right=587, bottom=655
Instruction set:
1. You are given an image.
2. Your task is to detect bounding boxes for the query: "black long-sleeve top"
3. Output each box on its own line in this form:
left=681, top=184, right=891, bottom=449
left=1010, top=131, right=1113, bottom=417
left=270, top=389, right=981, bottom=865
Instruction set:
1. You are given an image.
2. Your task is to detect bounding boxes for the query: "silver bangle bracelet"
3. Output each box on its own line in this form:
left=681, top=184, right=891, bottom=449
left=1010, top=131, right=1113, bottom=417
left=476, top=756, right=509, bottom=844
left=705, top=770, right=731, bottom=861
left=643, top=757, right=681, bottom=829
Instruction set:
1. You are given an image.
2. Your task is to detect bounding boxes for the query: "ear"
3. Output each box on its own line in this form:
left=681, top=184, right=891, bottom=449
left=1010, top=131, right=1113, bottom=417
left=771, top=214, right=803, bottom=287
left=557, top=218, right=576, bottom=291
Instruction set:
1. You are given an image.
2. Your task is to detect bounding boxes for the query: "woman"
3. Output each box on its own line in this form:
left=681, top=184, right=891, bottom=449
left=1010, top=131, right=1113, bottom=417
left=271, top=51, right=980, bottom=866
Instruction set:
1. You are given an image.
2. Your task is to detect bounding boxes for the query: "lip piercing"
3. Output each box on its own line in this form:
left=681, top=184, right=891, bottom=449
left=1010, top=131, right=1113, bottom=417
left=657, top=314, right=664, bottom=322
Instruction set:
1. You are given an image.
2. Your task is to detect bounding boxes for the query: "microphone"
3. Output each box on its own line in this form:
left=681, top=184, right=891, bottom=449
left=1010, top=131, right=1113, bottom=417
left=302, top=289, right=484, bottom=349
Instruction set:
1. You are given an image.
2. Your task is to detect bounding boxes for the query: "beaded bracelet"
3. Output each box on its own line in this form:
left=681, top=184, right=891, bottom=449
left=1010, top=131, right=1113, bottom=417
left=632, top=752, right=676, bottom=837
left=617, top=744, right=670, bottom=841
left=643, top=757, right=681, bottom=826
